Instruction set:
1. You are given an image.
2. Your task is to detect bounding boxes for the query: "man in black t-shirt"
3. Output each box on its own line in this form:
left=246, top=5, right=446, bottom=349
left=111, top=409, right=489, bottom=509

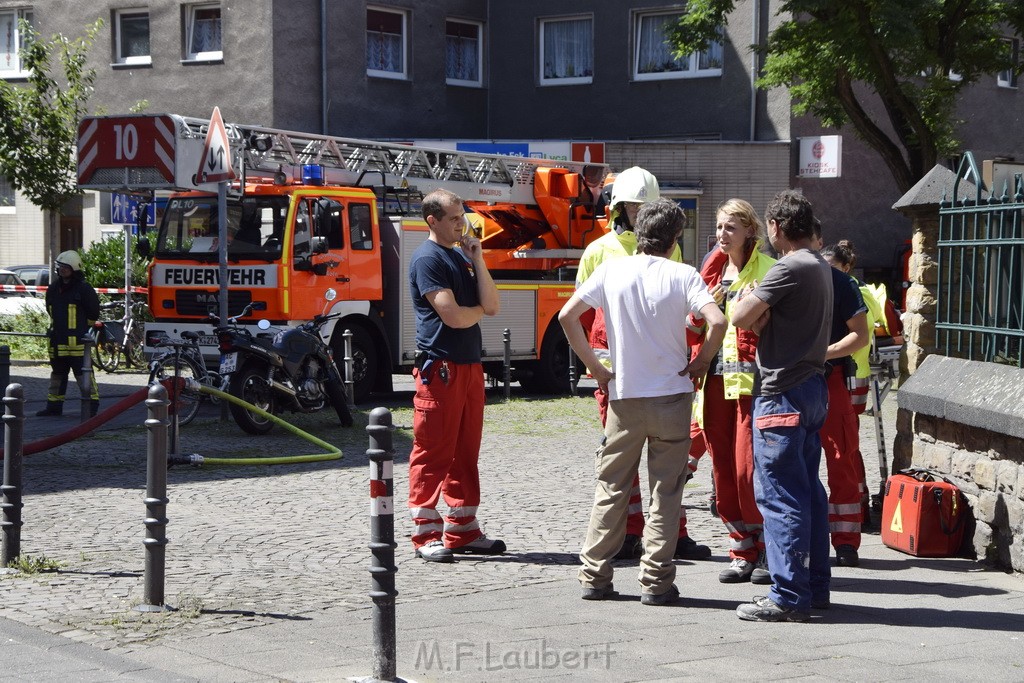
left=407, top=189, right=505, bottom=563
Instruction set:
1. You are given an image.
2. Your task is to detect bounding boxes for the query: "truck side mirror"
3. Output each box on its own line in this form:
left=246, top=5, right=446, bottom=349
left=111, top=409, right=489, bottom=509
left=137, top=237, right=151, bottom=258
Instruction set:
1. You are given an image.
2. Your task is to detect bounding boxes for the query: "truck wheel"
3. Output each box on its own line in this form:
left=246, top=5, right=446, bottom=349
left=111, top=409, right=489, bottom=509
left=520, top=322, right=576, bottom=395
left=228, top=362, right=275, bottom=435
left=332, top=325, right=376, bottom=405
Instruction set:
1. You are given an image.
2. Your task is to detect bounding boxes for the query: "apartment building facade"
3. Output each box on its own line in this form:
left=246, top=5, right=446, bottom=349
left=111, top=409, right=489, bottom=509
left=1, top=0, right=1021, bottom=285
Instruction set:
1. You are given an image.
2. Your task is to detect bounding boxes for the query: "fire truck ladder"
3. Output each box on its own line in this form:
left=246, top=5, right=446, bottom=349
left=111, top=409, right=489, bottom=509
left=172, top=116, right=607, bottom=206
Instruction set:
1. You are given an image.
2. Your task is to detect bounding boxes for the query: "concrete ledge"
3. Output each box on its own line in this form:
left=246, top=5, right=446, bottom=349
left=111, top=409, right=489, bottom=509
left=898, top=354, right=1024, bottom=439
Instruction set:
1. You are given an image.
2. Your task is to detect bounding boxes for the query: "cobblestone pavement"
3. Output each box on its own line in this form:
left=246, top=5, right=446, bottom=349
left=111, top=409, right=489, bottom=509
left=0, top=362, right=997, bottom=665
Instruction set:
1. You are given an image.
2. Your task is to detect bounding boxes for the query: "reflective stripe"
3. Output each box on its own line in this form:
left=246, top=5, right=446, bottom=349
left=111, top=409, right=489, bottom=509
left=410, top=507, right=442, bottom=520
left=730, top=537, right=755, bottom=551
left=413, top=521, right=443, bottom=534
left=716, top=360, right=757, bottom=375
left=829, top=521, right=861, bottom=533
left=723, top=520, right=748, bottom=534
left=446, top=505, right=478, bottom=519
left=755, top=412, right=801, bottom=429
left=829, top=503, right=863, bottom=515
left=627, top=502, right=643, bottom=515
left=444, top=519, right=480, bottom=534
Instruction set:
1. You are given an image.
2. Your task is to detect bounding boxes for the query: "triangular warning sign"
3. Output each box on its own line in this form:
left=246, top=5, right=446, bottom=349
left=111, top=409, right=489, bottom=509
left=195, top=106, right=236, bottom=185
left=890, top=500, right=903, bottom=533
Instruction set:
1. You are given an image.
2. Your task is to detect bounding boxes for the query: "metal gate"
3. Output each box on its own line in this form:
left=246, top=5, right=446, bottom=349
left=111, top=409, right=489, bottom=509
left=937, top=152, right=1024, bottom=367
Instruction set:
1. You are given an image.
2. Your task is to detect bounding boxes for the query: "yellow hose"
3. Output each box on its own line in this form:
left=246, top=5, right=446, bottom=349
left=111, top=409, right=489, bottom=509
left=187, top=383, right=343, bottom=466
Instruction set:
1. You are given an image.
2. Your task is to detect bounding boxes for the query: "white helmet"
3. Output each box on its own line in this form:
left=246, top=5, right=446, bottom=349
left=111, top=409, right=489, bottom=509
left=55, top=250, right=83, bottom=272
left=609, top=167, right=660, bottom=207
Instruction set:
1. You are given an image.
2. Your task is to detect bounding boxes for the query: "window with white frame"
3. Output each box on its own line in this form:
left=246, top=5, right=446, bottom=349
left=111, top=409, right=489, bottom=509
left=115, top=9, right=151, bottom=66
left=997, top=38, right=1019, bottom=88
left=185, top=3, right=222, bottom=61
left=0, top=175, right=15, bottom=208
left=366, top=7, right=407, bottom=79
left=539, top=16, right=593, bottom=86
left=0, top=7, right=34, bottom=78
left=634, top=10, right=722, bottom=81
left=446, top=19, right=482, bottom=86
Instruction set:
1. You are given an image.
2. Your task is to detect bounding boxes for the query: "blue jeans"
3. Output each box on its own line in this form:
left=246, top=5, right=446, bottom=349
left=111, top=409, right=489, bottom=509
left=752, top=374, right=830, bottom=611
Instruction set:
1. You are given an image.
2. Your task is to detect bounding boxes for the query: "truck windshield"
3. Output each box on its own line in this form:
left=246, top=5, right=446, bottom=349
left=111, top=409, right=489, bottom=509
left=155, top=195, right=289, bottom=261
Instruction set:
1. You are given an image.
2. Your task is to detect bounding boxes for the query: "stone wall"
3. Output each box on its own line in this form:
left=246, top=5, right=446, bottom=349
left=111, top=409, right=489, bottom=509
left=897, top=355, right=1024, bottom=572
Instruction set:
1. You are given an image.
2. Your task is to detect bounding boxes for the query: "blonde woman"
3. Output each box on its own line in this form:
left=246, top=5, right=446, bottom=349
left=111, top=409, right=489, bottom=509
left=690, top=199, right=775, bottom=583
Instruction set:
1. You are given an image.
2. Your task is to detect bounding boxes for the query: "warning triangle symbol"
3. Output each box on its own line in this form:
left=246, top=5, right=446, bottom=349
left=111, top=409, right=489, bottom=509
left=890, top=501, right=903, bottom=533
left=195, top=106, right=236, bottom=185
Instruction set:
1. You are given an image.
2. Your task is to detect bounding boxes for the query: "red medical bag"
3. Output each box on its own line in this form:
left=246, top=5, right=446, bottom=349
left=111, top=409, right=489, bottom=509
left=880, top=469, right=968, bottom=557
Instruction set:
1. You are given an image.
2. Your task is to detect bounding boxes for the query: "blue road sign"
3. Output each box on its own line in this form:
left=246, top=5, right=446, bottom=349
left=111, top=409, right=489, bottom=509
left=111, top=193, right=156, bottom=226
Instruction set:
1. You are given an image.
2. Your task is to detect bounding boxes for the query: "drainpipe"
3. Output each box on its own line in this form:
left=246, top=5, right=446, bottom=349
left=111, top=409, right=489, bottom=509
left=749, top=0, right=759, bottom=141
left=321, top=0, right=328, bottom=134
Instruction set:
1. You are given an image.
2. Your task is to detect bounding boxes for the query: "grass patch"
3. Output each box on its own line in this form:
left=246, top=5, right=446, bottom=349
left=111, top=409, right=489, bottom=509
left=6, top=554, right=63, bottom=574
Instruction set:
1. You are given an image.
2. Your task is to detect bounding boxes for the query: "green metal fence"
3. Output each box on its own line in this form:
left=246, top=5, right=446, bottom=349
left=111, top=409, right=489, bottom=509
left=937, top=152, right=1024, bottom=367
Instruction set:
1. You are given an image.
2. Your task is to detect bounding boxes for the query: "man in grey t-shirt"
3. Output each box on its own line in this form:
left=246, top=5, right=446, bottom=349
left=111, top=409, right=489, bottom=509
left=730, top=190, right=832, bottom=622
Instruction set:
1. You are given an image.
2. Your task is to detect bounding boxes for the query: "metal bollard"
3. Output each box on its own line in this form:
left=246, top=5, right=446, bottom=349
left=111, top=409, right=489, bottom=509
left=343, top=328, right=355, bottom=406
left=367, top=407, right=397, bottom=682
left=0, top=345, right=10, bottom=390
left=79, top=335, right=95, bottom=424
left=137, top=384, right=172, bottom=612
left=568, top=345, right=579, bottom=394
left=1, top=384, right=25, bottom=568
left=502, top=328, right=511, bottom=402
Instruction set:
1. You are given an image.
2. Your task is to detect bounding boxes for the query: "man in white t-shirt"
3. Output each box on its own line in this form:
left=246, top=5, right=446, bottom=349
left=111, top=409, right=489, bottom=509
left=559, top=198, right=727, bottom=606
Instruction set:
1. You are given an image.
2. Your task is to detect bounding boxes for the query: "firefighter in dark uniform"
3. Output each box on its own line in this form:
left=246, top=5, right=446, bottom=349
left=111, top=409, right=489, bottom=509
left=36, top=250, right=100, bottom=417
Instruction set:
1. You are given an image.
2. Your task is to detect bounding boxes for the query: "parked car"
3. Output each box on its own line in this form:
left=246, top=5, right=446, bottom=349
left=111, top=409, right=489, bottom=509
left=5, top=264, right=50, bottom=289
left=0, top=269, right=45, bottom=315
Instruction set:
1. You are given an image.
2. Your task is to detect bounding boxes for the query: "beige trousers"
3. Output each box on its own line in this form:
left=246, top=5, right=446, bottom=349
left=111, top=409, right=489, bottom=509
left=578, top=391, right=693, bottom=596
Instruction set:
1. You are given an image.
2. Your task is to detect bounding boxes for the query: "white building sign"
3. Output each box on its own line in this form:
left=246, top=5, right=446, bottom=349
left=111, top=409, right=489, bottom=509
left=798, top=135, right=842, bottom=178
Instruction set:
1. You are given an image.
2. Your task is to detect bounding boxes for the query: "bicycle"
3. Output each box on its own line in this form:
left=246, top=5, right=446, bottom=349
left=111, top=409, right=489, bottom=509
left=93, top=299, right=148, bottom=373
left=147, top=329, right=228, bottom=426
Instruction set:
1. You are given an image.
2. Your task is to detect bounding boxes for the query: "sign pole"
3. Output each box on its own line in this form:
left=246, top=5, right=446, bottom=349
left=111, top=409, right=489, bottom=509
left=124, top=223, right=132, bottom=318
left=217, top=181, right=228, bottom=327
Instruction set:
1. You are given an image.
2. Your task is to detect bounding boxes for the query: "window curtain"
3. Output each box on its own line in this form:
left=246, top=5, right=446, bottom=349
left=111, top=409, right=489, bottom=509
left=190, top=8, right=222, bottom=54
left=446, top=28, right=478, bottom=81
left=543, top=18, right=592, bottom=79
left=1, top=11, right=18, bottom=73
left=637, top=13, right=685, bottom=74
left=698, top=33, right=724, bottom=70
left=367, top=11, right=403, bottom=73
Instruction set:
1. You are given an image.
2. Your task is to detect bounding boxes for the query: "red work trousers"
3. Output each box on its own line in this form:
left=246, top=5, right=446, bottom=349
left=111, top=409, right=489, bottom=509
left=702, top=375, right=763, bottom=562
left=408, top=361, right=485, bottom=550
left=820, top=368, right=866, bottom=549
left=596, top=387, right=698, bottom=539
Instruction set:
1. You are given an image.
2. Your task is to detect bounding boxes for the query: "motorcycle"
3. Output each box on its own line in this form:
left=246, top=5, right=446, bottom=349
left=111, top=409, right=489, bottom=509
left=216, top=292, right=354, bottom=434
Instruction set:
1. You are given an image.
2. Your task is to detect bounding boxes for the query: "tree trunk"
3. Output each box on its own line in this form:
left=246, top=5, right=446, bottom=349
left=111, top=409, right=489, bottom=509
left=46, top=208, right=61, bottom=265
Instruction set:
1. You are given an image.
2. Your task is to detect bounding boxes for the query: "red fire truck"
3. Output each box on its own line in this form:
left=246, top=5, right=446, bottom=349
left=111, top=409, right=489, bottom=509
left=77, top=113, right=611, bottom=402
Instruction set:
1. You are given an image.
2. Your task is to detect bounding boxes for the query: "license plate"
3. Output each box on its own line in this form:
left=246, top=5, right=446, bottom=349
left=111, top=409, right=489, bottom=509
left=219, top=352, right=238, bottom=375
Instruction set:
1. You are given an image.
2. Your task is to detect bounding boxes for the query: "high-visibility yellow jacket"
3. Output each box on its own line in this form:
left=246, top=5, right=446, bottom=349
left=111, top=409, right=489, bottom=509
left=691, top=243, right=775, bottom=402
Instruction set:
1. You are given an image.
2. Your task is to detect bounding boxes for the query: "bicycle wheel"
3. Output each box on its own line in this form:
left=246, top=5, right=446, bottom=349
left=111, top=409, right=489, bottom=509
left=93, top=338, right=121, bottom=372
left=152, top=355, right=204, bottom=426
left=93, top=324, right=121, bottom=373
left=125, top=323, right=147, bottom=368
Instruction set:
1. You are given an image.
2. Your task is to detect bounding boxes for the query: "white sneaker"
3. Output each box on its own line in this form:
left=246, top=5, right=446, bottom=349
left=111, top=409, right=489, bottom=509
left=415, top=540, right=454, bottom=563
left=719, top=558, right=755, bottom=583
